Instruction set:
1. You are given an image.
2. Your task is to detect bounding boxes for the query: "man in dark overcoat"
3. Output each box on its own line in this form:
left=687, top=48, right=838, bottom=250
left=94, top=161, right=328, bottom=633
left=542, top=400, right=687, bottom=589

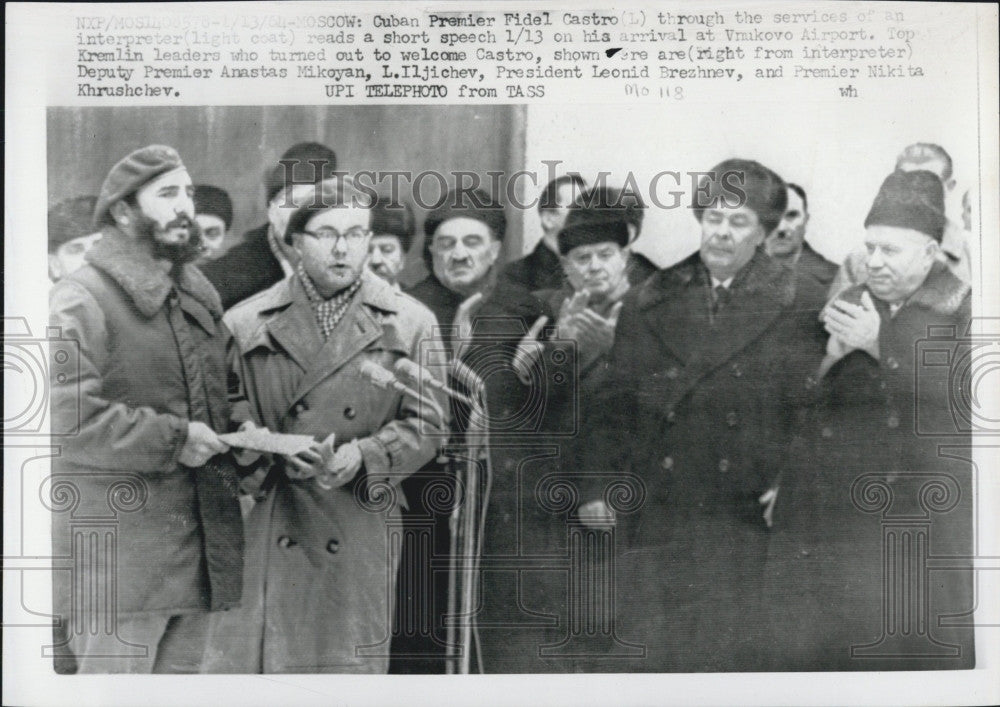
left=471, top=196, right=640, bottom=672
left=201, top=142, right=337, bottom=309
left=764, top=169, right=976, bottom=670
left=49, top=145, right=244, bottom=672
left=588, top=159, right=827, bottom=671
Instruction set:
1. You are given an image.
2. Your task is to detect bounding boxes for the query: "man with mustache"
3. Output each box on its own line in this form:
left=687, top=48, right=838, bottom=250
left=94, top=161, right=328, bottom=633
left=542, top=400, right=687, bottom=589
left=391, top=188, right=505, bottom=672
left=407, top=188, right=507, bottom=354
left=586, top=159, right=827, bottom=671
left=763, top=182, right=837, bottom=289
left=49, top=145, right=244, bottom=672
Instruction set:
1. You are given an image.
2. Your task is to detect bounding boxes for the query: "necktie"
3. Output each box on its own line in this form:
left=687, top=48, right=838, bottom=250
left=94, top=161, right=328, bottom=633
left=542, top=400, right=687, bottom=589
left=712, top=284, right=730, bottom=314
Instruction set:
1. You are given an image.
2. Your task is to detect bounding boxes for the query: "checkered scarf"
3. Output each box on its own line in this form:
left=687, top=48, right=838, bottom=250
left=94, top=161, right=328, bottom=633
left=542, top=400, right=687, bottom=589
left=296, top=262, right=362, bottom=341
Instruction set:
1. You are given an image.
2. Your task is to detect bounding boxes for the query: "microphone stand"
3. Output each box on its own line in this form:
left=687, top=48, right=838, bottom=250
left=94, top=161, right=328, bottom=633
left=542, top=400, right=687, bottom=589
left=444, top=371, right=489, bottom=675
left=392, top=356, right=487, bottom=674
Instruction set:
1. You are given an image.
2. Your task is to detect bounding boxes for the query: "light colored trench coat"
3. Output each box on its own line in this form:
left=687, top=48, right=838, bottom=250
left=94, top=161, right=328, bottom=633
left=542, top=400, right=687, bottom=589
left=202, top=271, right=447, bottom=673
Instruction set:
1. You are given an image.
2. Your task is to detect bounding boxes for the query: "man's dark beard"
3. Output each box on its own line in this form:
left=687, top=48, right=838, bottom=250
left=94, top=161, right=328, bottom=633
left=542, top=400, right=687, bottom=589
left=134, top=212, right=205, bottom=266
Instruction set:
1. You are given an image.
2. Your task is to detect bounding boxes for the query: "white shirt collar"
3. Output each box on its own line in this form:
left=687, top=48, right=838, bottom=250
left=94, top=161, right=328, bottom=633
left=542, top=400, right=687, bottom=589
left=711, top=276, right=734, bottom=289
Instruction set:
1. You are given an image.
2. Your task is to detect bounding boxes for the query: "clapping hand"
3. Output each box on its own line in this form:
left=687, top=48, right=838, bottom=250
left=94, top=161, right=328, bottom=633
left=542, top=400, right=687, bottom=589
left=555, top=290, right=591, bottom=339
left=512, top=315, right=549, bottom=385
left=572, top=303, right=623, bottom=361
left=822, top=291, right=881, bottom=359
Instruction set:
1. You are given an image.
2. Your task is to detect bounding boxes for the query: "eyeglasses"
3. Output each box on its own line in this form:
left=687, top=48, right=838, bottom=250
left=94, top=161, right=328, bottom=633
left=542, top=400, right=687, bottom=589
left=302, top=226, right=371, bottom=244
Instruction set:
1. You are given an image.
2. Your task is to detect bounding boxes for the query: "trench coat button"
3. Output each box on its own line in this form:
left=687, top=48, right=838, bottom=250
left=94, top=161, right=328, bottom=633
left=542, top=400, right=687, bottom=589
left=726, top=411, right=739, bottom=428
left=887, top=413, right=900, bottom=429
left=344, top=406, right=357, bottom=420
left=886, top=357, right=899, bottom=370
left=661, top=456, right=674, bottom=471
left=326, top=539, right=340, bottom=554
left=666, top=366, right=680, bottom=380
left=731, top=364, right=743, bottom=378
left=292, top=402, right=308, bottom=416
left=277, top=535, right=296, bottom=549
left=821, top=426, right=834, bottom=439
left=718, top=458, right=730, bottom=473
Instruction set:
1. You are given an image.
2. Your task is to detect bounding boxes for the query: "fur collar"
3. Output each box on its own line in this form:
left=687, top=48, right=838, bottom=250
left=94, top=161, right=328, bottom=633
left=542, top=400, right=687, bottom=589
left=840, top=261, right=970, bottom=317
left=85, top=226, right=223, bottom=319
left=904, top=261, right=971, bottom=315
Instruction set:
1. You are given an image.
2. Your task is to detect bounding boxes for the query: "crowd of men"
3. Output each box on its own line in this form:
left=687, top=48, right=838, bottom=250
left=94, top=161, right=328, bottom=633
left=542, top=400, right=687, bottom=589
left=48, top=139, right=975, bottom=674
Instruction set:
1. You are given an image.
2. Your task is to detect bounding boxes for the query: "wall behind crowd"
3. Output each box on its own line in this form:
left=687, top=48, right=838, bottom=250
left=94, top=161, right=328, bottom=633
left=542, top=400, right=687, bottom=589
left=521, top=99, right=980, bottom=271
left=47, top=105, right=525, bottom=288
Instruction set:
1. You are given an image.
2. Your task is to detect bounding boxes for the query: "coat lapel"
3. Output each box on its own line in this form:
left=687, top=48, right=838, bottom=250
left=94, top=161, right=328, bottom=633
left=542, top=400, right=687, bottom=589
left=638, top=253, right=706, bottom=365
left=265, top=278, right=325, bottom=375
left=641, top=251, right=795, bottom=412
left=289, top=272, right=391, bottom=404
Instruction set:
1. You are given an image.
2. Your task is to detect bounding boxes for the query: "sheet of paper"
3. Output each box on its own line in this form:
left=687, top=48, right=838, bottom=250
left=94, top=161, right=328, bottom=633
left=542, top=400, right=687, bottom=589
left=218, top=429, right=318, bottom=456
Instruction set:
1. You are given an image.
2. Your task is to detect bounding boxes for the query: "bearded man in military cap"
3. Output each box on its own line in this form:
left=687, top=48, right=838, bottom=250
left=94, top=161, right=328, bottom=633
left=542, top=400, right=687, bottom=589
left=49, top=145, right=244, bottom=673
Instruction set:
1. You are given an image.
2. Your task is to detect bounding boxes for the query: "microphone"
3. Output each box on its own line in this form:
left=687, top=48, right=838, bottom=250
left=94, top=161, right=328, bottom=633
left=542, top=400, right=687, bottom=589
left=394, top=359, right=475, bottom=408
left=360, top=360, right=445, bottom=423
left=359, top=360, right=412, bottom=396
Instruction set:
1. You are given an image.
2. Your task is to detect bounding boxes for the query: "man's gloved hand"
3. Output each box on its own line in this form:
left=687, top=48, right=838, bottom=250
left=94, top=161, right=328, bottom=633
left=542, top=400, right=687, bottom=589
left=179, top=421, right=230, bottom=467
left=283, top=433, right=363, bottom=490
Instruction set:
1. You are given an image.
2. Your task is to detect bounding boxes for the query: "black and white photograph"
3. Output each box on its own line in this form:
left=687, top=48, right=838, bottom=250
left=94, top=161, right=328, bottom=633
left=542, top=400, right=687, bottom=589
left=4, top=2, right=999, bottom=706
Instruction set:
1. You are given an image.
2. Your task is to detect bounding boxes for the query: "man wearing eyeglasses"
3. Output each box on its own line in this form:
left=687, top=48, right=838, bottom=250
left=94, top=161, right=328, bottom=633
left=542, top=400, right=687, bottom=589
left=203, top=176, right=448, bottom=673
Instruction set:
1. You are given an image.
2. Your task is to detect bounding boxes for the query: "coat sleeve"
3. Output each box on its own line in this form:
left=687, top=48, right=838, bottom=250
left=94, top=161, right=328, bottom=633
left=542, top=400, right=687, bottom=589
left=357, top=310, right=449, bottom=487
left=571, top=289, right=652, bottom=508
left=49, top=279, right=189, bottom=472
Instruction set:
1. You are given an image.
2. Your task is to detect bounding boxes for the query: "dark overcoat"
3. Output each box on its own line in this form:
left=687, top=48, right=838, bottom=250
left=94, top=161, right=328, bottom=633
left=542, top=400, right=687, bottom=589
left=588, top=249, right=827, bottom=672
left=764, top=261, right=975, bottom=670
left=200, top=223, right=284, bottom=310
left=49, top=227, right=244, bottom=620
left=467, top=280, right=650, bottom=673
